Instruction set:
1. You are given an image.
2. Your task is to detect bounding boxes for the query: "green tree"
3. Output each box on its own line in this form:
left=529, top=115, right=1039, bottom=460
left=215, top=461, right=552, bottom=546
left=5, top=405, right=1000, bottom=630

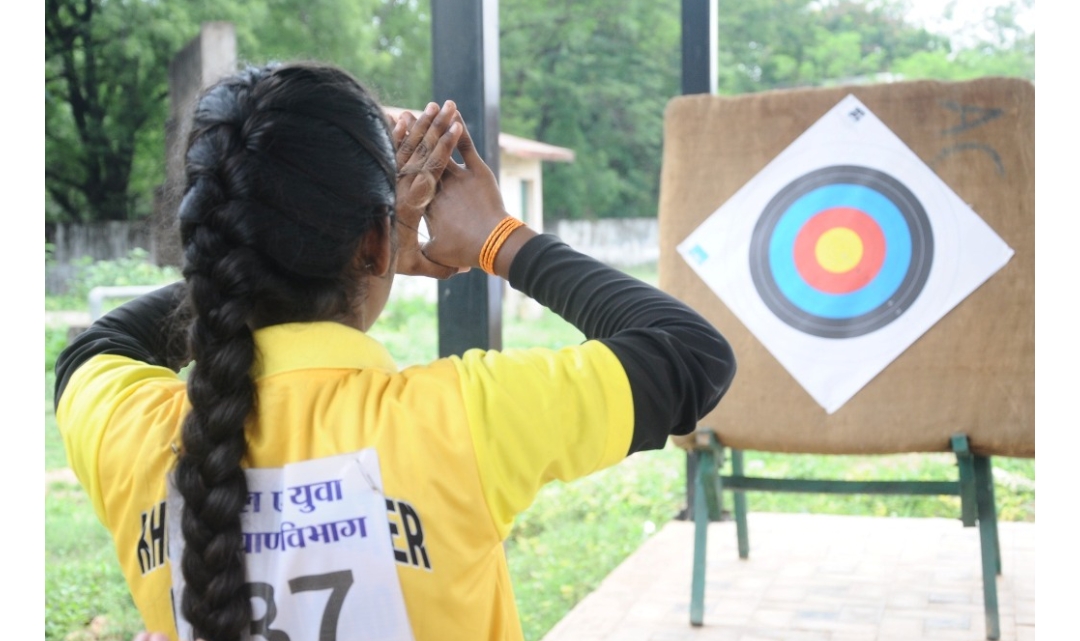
left=45, top=0, right=194, bottom=222
left=714, top=0, right=950, bottom=93
left=46, top=0, right=432, bottom=224
left=500, top=0, right=680, bottom=220
left=46, top=0, right=1033, bottom=226
left=198, top=0, right=432, bottom=108
left=366, top=0, right=434, bottom=109
left=498, top=0, right=955, bottom=221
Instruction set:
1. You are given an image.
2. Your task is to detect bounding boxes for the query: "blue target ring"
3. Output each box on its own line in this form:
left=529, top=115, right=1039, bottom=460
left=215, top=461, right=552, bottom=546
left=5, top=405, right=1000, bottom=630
left=749, top=166, right=933, bottom=338
left=770, top=184, right=911, bottom=318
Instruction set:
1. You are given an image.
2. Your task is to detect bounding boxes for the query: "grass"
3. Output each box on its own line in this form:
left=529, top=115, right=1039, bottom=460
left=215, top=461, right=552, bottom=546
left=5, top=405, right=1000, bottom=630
left=731, top=451, right=1035, bottom=522
left=506, top=446, right=685, bottom=640
left=45, top=365, right=145, bottom=641
left=44, top=262, right=1036, bottom=641
left=45, top=487, right=145, bottom=641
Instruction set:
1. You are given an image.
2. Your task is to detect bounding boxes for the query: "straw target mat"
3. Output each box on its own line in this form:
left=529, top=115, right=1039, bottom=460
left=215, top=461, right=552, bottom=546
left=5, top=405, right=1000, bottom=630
left=658, top=78, right=1033, bottom=457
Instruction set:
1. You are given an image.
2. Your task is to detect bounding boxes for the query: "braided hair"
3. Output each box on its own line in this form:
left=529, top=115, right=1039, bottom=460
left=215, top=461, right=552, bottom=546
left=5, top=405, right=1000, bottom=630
left=174, top=63, right=396, bottom=641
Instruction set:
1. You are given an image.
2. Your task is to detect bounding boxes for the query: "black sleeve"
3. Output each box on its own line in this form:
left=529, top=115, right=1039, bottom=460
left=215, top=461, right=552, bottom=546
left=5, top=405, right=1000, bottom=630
left=54, top=282, right=190, bottom=410
left=507, top=234, right=736, bottom=454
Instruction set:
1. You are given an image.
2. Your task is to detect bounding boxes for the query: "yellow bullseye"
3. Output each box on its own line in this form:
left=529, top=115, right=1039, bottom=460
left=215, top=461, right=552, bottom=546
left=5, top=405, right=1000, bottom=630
left=815, top=227, right=863, bottom=274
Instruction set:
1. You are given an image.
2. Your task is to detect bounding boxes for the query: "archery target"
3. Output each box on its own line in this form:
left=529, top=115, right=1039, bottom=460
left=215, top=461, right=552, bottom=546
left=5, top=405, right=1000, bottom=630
left=677, top=95, right=1014, bottom=414
left=750, top=165, right=934, bottom=338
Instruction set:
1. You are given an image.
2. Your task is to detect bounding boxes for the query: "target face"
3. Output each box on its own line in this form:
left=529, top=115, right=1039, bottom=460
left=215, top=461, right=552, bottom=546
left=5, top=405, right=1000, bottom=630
left=749, top=165, right=934, bottom=338
left=676, top=94, right=1015, bottom=414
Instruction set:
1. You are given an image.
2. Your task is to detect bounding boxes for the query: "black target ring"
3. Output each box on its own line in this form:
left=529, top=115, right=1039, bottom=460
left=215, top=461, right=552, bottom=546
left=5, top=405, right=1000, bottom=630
left=749, top=165, right=934, bottom=339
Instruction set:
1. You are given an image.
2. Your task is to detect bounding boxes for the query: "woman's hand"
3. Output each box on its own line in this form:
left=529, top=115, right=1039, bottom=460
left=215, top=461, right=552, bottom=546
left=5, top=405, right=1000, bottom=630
left=391, top=101, right=464, bottom=279
left=419, top=114, right=535, bottom=276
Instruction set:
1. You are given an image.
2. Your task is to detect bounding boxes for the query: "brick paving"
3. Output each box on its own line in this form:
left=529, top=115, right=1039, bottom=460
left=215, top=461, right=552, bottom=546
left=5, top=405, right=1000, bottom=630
left=541, top=513, right=1034, bottom=641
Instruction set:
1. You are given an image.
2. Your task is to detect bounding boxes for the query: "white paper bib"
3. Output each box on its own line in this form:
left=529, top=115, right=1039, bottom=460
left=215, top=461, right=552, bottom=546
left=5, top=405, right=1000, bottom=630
left=167, top=449, right=415, bottom=641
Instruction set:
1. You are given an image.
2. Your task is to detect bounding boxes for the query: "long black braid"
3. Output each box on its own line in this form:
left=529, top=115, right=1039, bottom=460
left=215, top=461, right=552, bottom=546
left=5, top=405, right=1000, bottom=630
left=174, top=63, right=396, bottom=641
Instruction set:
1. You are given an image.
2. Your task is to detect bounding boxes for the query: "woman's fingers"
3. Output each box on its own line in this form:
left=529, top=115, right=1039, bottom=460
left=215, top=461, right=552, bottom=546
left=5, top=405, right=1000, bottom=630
left=391, top=116, right=407, bottom=149
left=453, top=112, right=484, bottom=170
left=397, top=131, right=460, bottom=211
left=420, top=124, right=510, bottom=271
left=423, top=120, right=463, bottom=176
left=392, top=101, right=468, bottom=280
left=396, top=102, right=438, bottom=164
left=393, top=216, right=460, bottom=276
left=392, top=103, right=507, bottom=276
left=393, top=217, right=461, bottom=279
left=398, top=101, right=459, bottom=180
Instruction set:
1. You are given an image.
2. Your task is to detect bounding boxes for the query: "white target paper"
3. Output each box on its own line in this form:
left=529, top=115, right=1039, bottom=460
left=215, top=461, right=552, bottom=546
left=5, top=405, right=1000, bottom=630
left=678, top=94, right=1014, bottom=414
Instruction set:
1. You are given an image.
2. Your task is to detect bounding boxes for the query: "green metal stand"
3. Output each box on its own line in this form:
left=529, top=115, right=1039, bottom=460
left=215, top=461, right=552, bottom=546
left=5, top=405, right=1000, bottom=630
left=688, top=432, right=1002, bottom=640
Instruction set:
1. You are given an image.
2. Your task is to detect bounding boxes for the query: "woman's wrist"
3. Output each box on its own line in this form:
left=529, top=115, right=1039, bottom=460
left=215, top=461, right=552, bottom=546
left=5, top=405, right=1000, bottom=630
left=492, top=224, right=539, bottom=280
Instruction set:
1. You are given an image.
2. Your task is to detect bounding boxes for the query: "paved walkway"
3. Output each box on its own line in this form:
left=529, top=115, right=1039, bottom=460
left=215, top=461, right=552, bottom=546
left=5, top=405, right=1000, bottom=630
left=541, top=513, right=1034, bottom=641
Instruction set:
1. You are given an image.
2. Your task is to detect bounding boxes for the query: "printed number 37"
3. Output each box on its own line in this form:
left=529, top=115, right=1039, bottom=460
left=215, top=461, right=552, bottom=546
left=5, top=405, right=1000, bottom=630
left=247, top=570, right=354, bottom=641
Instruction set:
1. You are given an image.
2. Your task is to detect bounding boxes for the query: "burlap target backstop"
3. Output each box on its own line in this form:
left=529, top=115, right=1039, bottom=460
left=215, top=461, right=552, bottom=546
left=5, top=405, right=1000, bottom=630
left=658, top=78, right=1034, bottom=458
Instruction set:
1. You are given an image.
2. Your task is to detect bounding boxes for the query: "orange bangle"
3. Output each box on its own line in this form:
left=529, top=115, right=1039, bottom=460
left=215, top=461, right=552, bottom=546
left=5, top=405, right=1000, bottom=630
left=479, top=217, right=526, bottom=275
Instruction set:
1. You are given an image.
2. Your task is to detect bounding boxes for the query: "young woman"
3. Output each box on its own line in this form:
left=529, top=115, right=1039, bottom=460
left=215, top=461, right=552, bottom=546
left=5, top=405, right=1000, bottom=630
left=55, top=62, right=735, bottom=641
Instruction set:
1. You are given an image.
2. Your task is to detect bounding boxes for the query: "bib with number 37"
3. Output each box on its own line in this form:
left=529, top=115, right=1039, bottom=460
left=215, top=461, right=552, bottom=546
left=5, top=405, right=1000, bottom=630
left=167, top=449, right=415, bottom=641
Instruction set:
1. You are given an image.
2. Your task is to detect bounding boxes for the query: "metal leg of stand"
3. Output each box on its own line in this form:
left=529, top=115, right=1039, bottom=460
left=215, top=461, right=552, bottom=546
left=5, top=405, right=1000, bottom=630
left=690, top=450, right=710, bottom=626
left=952, top=435, right=978, bottom=527
left=731, top=448, right=750, bottom=559
left=685, top=451, right=697, bottom=520
left=984, top=456, right=1002, bottom=576
left=974, top=455, right=1001, bottom=640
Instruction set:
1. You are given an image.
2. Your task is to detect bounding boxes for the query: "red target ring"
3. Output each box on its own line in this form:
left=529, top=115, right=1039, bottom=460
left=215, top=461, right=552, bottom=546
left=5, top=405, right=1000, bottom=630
left=793, top=207, right=886, bottom=294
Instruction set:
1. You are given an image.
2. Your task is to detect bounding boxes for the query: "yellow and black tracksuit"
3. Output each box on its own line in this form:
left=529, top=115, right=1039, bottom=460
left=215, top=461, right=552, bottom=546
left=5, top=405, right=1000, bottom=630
left=55, top=234, right=735, bottom=641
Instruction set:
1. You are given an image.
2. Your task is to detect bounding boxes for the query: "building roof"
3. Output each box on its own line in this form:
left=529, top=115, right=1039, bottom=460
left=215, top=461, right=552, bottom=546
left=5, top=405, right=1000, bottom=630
left=384, top=107, right=575, bottom=163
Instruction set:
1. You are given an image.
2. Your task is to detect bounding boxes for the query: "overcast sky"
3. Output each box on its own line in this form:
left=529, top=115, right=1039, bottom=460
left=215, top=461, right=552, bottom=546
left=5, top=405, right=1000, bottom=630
left=903, top=0, right=1035, bottom=46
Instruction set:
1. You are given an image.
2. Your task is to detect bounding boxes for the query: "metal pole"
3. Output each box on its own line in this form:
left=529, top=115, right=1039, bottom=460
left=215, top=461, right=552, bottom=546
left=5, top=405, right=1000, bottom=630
left=680, top=0, right=717, bottom=519
left=432, top=0, right=503, bottom=356
left=681, top=0, right=718, bottom=96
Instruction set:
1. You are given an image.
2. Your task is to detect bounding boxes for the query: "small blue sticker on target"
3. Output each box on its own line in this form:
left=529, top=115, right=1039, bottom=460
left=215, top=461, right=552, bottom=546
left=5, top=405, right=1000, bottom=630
left=688, top=244, right=709, bottom=265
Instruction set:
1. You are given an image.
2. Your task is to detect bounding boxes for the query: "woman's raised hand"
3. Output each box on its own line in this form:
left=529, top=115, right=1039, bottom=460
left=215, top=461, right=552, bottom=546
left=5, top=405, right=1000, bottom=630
left=393, top=105, right=535, bottom=278
left=419, top=114, right=535, bottom=276
left=391, top=101, right=464, bottom=279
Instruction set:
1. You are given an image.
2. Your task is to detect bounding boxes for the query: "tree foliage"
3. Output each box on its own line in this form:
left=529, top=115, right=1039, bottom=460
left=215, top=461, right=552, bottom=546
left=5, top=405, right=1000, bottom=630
left=45, top=0, right=1034, bottom=224
left=44, top=0, right=432, bottom=223
left=189, top=0, right=433, bottom=108
left=500, top=0, right=680, bottom=220
left=893, top=0, right=1035, bottom=80
left=45, top=0, right=192, bottom=222
left=503, top=0, right=1033, bottom=220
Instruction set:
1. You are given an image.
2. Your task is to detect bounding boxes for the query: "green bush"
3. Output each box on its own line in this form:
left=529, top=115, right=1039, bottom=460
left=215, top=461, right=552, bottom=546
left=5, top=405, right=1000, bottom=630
left=47, top=247, right=181, bottom=311
left=368, top=295, right=439, bottom=367
left=46, top=327, right=67, bottom=373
